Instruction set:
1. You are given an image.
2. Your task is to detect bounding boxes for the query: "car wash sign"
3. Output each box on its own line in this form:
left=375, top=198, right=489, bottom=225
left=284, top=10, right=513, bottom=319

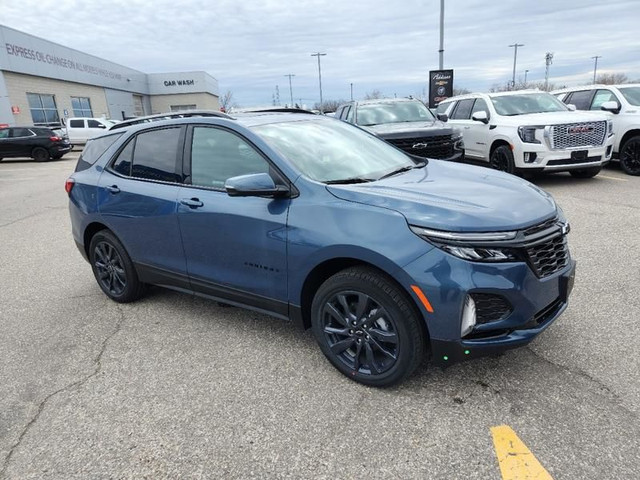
left=428, top=69, right=454, bottom=108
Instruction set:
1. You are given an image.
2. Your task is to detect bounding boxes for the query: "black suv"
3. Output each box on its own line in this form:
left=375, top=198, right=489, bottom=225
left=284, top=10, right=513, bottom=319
left=335, top=98, right=464, bottom=161
left=0, top=126, right=72, bottom=162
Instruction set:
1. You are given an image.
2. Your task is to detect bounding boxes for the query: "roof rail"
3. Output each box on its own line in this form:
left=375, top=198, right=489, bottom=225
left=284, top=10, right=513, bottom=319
left=231, top=107, right=316, bottom=115
left=109, top=110, right=232, bottom=130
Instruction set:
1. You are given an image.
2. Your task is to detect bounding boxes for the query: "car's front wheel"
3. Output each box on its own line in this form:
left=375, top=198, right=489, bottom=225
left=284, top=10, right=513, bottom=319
left=570, top=166, right=601, bottom=178
left=489, top=145, right=515, bottom=174
left=311, top=267, right=425, bottom=387
left=89, top=230, right=146, bottom=303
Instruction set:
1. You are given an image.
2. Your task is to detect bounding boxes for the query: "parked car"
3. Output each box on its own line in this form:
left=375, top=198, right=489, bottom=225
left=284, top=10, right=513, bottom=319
left=435, top=90, right=615, bottom=178
left=335, top=98, right=464, bottom=162
left=65, top=117, right=114, bottom=144
left=553, top=84, right=640, bottom=175
left=67, top=112, right=575, bottom=387
left=0, top=126, right=72, bottom=162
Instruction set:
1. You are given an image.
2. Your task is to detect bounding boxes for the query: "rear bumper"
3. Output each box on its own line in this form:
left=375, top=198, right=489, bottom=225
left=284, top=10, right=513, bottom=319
left=51, top=144, right=73, bottom=155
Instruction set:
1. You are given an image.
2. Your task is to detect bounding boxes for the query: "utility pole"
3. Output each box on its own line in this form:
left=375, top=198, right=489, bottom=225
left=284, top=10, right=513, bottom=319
left=350, top=82, right=353, bottom=101
left=592, top=55, right=602, bottom=84
left=438, top=0, right=445, bottom=69
left=524, top=69, right=529, bottom=84
left=284, top=74, right=295, bottom=107
left=509, top=43, right=524, bottom=90
left=544, top=52, right=553, bottom=91
left=311, top=52, right=327, bottom=112
left=274, top=85, right=280, bottom=106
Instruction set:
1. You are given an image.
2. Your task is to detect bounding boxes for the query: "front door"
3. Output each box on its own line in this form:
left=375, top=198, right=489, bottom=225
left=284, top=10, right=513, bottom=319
left=177, top=125, right=290, bottom=316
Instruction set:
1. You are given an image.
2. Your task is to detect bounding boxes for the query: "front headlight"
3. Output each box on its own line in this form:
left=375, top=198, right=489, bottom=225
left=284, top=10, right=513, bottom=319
left=607, top=119, right=614, bottom=137
left=409, top=226, right=519, bottom=262
left=517, top=126, right=542, bottom=144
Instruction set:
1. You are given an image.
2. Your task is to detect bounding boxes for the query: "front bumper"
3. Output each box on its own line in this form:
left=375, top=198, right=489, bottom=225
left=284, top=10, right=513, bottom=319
left=515, top=135, right=614, bottom=171
left=400, top=247, right=576, bottom=367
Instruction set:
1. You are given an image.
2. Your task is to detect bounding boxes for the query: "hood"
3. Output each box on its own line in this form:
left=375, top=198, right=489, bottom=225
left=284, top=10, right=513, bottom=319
left=362, top=121, right=456, bottom=139
left=498, top=110, right=608, bottom=126
left=326, top=161, right=557, bottom=232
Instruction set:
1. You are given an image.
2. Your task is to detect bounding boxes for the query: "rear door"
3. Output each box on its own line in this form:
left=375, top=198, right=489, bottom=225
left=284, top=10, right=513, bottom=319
left=177, top=125, right=290, bottom=315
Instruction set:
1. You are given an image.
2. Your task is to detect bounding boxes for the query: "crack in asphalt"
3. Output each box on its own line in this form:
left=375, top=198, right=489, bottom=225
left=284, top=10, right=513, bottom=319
left=0, top=305, right=126, bottom=478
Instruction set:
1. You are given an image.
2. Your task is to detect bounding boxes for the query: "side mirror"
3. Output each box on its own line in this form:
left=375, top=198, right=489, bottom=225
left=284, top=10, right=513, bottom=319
left=600, top=101, right=621, bottom=114
left=225, top=173, right=289, bottom=198
left=566, top=104, right=577, bottom=111
left=96, top=124, right=107, bottom=129
left=471, top=110, right=489, bottom=124
left=436, top=113, right=448, bottom=122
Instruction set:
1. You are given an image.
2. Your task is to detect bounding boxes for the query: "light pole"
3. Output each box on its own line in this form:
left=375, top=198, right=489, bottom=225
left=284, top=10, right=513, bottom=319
left=311, top=52, right=327, bottom=112
left=284, top=74, right=295, bottom=107
left=509, top=43, right=524, bottom=89
left=438, top=0, right=445, bottom=69
left=350, top=82, right=353, bottom=101
left=592, top=55, right=602, bottom=84
left=524, top=69, right=529, bottom=84
left=544, top=52, right=554, bottom=91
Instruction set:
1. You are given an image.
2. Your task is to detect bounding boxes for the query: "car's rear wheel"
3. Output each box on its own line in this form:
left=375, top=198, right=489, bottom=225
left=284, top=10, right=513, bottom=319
left=619, top=136, right=640, bottom=176
left=31, top=147, right=50, bottom=162
left=570, top=166, right=601, bottom=178
left=89, top=230, right=146, bottom=303
left=489, top=145, right=515, bottom=174
left=311, top=267, right=425, bottom=387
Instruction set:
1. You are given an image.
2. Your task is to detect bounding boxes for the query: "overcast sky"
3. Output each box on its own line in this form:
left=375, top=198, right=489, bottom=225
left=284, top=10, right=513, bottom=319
left=2, top=0, right=639, bottom=107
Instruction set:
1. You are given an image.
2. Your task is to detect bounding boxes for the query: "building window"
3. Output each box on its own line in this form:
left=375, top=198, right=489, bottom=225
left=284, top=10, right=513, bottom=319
left=170, top=104, right=197, bottom=112
left=133, top=95, right=145, bottom=116
left=27, top=93, right=60, bottom=127
left=71, top=97, right=93, bottom=117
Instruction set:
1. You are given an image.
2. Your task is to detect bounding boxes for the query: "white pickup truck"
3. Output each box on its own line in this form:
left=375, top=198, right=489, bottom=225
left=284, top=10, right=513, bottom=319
left=435, top=90, right=614, bottom=178
left=65, top=117, right=115, bottom=145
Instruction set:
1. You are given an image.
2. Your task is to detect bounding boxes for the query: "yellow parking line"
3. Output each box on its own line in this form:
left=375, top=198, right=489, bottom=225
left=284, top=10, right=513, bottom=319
left=491, top=425, right=553, bottom=480
left=599, top=175, right=628, bottom=181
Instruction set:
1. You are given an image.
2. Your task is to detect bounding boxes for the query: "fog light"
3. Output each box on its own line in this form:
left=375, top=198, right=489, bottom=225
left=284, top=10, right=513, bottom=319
left=461, top=295, right=477, bottom=337
left=523, top=152, right=537, bottom=163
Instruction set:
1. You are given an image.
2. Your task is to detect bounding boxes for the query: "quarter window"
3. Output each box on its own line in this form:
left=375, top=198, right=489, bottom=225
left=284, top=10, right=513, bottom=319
left=190, top=127, right=270, bottom=189
left=451, top=99, right=475, bottom=119
left=111, top=139, right=135, bottom=176
left=71, top=97, right=93, bottom=117
left=345, top=106, right=355, bottom=122
left=27, top=93, right=60, bottom=126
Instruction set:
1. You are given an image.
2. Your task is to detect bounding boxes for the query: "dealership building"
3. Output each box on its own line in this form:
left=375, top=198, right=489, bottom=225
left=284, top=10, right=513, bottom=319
left=0, top=25, right=220, bottom=127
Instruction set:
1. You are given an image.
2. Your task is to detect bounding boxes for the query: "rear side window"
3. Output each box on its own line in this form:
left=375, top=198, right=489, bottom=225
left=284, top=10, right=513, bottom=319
left=451, top=99, right=475, bottom=119
left=130, top=128, right=182, bottom=183
left=436, top=101, right=452, bottom=115
left=564, top=90, right=593, bottom=110
left=81, top=133, right=124, bottom=165
left=69, top=119, right=85, bottom=128
left=10, top=128, right=34, bottom=137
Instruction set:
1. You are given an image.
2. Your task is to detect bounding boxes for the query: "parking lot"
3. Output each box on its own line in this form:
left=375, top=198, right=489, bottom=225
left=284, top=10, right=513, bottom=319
left=0, top=153, right=638, bottom=479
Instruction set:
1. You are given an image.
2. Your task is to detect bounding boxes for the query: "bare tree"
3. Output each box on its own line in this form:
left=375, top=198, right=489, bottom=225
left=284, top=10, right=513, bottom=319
left=596, top=73, right=630, bottom=85
left=313, top=99, right=346, bottom=112
left=453, top=87, right=471, bottom=96
left=219, top=90, right=237, bottom=112
left=364, top=89, right=384, bottom=100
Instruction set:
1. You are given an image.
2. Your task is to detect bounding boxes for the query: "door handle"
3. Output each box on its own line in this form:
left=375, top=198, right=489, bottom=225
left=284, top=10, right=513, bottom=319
left=180, top=198, right=204, bottom=208
left=106, top=185, right=120, bottom=194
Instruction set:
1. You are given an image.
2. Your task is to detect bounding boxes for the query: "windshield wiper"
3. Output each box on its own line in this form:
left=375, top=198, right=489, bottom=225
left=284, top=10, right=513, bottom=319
left=325, top=177, right=374, bottom=185
left=377, top=161, right=426, bottom=180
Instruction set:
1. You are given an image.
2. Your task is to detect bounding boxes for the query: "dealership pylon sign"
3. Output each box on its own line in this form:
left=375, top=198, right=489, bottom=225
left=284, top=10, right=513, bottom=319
left=428, top=69, right=454, bottom=108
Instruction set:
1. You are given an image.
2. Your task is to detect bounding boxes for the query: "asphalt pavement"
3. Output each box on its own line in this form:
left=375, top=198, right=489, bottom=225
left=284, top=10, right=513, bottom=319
left=0, top=154, right=638, bottom=479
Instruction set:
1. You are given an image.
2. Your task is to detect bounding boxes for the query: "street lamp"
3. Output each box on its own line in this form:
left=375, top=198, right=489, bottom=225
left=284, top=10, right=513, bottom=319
left=350, top=82, right=353, bottom=101
left=509, top=43, right=524, bottom=89
left=592, top=55, right=602, bottom=84
left=311, top=52, right=327, bottom=113
left=284, top=74, right=295, bottom=107
left=524, top=69, right=529, bottom=84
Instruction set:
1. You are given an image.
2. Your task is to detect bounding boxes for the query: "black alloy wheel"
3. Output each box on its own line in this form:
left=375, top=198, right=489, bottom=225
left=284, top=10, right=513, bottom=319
left=32, top=147, right=49, bottom=162
left=89, top=230, right=146, bottom=303
left=311, top=267, right=425, bottom=387
left=489, top=145, right=515, bottom=174
left=620, top=136, right=640, bottom=176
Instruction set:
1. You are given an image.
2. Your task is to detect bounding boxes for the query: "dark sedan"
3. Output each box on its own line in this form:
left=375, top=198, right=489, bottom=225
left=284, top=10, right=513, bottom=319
left=0, top=126, right=72, bottom=162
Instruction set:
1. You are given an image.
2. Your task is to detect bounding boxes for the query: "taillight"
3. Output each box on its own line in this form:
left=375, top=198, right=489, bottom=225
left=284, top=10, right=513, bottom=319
left=65, top=178, right=75, bottom=195
left=50, top=136, right=61, bottom=142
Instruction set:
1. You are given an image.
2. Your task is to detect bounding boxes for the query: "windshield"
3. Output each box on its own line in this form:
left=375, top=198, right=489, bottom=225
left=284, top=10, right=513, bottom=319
left=356, top=101, right=435, bottom=126
left=491, top=93, right=568, bottom=116
left=618, top=86, right=640, bottom=106
left=252, top=118, right=415, bottom=183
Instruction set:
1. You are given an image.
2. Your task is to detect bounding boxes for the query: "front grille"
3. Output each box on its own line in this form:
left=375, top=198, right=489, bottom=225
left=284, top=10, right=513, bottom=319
left=550, top=121, right=606, bottom=150
left=387, top=134, right=455, bottom=159
left=525, top=233, right=569, bottom=278
left=471, top=293, right=513, bottom=324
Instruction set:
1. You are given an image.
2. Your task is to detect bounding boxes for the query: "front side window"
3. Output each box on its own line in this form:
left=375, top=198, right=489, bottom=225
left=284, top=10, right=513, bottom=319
left=253, top=118, right=414, bottom=183
left=590, top=89, right=618, bottom=110
left=27, top=93, right=60, bottom=126
left=355, top=101, right=435, bottom=126
left=471, top=99, right=490, bottom=118
left=491, top=93, right=569, bottom=116
left=87, top=120, right=105, bottom=128
left=71, top=97, right=93, bottom=117
left=190, top=127, right=270, bottom=189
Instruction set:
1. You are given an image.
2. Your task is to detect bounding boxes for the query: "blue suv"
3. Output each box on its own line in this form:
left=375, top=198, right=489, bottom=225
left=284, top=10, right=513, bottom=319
left=67, top=111, right=576, bottom=387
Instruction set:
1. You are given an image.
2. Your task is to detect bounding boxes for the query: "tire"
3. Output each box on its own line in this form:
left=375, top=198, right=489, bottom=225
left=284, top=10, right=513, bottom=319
left=311, top=266, right=426, bottom=387
left=619, top=136, right=640, bottom=176
left=31, top=147, right=50, bottom=162
left=489, top=145, right=515, bottom=174
left=51, top=154, right=63, bottom=160
left=89, top=230, right=146, bottom=303
left=570, top=166, right=601, bottom=178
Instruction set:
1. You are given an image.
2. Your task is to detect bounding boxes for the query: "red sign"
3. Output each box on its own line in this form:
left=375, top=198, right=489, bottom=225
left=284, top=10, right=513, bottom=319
left=11, top=106, right=20, bottom=114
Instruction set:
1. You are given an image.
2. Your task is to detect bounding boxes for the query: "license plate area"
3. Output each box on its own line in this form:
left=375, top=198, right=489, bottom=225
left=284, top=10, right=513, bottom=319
left=571, top=150, right=588, bottom=161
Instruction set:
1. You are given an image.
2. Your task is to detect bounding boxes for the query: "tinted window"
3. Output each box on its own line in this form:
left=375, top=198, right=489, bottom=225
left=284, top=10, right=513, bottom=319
left=451, top=99, right=475, bottom=119
left=471, top=99, right=490, bottom=118
left=190, top=127, right=269, bottom=189
left=69, top=119, right=85, bottom=128
left=81, top=133, right=124, bottom=165
left=131, top=128, right=182, bottom=183
left=111, top=139, right=134, bottom=176
left=590, top=89, right=618, bottom=110
left=0, top=129, right=8, bottom=139
left=435, top=101, right=452, bottom=115
left=565, top=90, right=593, bottom=110
left=87, top=120, right=104, bottom=128
left=10, top=128, right=33, bottom=137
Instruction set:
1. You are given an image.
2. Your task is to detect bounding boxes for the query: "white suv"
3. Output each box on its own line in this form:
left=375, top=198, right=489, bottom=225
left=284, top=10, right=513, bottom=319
left=553, top=84, right=640, bottom=175
left=435, top=90, right=614, bottom=178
